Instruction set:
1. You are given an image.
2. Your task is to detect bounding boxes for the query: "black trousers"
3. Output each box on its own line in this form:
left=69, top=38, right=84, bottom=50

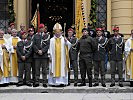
left=93, top=61, right=106, bottom=84
left=34, top=58, right=48, bottom=84
left=79, top=58, right=92, bottom=82
left=71, top=60, right=78, bottom=83
left=18, top=62, right=31, bottom=83
left=110, top=61, right=123, bottom=84
left=31, top=59, right=35, bottom=82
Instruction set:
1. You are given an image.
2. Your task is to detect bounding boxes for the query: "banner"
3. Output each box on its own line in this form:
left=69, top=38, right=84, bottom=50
left=31, top=4, right=40, bottom=31
left=75, top=0, right=86, bottom=38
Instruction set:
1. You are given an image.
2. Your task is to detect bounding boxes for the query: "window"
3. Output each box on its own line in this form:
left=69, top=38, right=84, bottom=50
left=96, top=0, right=107, bottom=27
left=0, top=0, right=9, bottom=32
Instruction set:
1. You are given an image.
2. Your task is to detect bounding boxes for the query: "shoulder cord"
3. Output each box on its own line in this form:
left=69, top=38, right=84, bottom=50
left=98, top=38, right=108, bottom=51
left=72, top=38, right=78, bottom=50
left=24, top=42, right=33, bottom=53
left=116, top=37, right=124, bottom=51
left=41, top=34, right=50, bottom=46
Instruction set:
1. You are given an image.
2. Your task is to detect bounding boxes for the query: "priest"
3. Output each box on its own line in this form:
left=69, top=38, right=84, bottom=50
left=0, top=29, right=10, bottom=85
left=48, top=23, right=71, bottom=86
left=125, top=29, right=133, bottom=87
left=7, top=29, right=21, bottom=83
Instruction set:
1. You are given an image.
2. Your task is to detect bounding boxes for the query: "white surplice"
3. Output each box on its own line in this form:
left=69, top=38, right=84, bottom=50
left=48, top=35, right=71, bottom=86
left=7, top=36, right=21, bottom=83
left=124, top=37, right=133, bottom=81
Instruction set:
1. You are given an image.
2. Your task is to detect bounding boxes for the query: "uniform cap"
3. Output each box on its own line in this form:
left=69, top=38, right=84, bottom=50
left=39, top=24, right=45, bottom=29
left=67, top=28, right=74, bottom=33
left=96, top=28, right=102, bottom=31
left=28, top=28, right=34, bottom=32
left=21, top=31, right=27, bottom=35
left=113, top=27, right=119, bottom=31
left=10, top=23, right=15, bottom=27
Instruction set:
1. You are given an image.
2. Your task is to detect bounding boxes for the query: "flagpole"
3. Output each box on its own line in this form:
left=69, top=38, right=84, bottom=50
left=37, top=3, right=40, bottom=32
left=64, top=23, right=66, bottom=38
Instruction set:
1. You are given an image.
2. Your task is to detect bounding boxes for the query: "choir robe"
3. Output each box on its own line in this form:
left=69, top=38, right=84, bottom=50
left=125, top=37, right=133, bottom=81
left=0, top=38, right=10, bottom=84
left=7, top=36, right=21, bottom=83
left=48, top=35, right=71, bottom=86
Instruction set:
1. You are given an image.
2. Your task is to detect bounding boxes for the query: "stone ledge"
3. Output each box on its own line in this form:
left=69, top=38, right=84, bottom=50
left=0, top=83, right=133, bottom=93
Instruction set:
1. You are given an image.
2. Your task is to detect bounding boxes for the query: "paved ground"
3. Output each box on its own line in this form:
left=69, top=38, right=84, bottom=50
left=0, top=93, right=133, bottom=100
left=0, top=82, right=133, bottom=100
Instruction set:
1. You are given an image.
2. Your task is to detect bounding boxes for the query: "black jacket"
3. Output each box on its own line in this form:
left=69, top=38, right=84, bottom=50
left=68, top=37, right=78, bottom=61
left=77, top=35, right=97, bottom=60
left=93, top=37, right=108, bottom=61
left=108, top=35, right=124, bottom=61
left=17, top=39, right=32, bottom=62
left=33, top=32, right=50, bottom=59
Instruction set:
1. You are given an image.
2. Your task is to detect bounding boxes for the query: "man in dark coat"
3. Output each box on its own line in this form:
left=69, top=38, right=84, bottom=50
left=108, top=27, right=124, bottom=87
left=77, top=28, right=97, bottom=87
left=67, top=28, right=78, bottom=86
left=93, top=28, right=108, bottom=87
left=33, top=24, right=50, bottom=87
left=16, top=31, right=32, bottom=87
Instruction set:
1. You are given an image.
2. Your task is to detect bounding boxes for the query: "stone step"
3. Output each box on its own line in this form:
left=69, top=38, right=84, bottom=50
left=0, top=83, right=132, bottom=93
left=32, top=74, right=125, bottom=83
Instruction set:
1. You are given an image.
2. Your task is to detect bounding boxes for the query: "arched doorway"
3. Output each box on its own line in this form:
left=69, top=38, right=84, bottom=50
left=32, top=0, right=74, bottom=32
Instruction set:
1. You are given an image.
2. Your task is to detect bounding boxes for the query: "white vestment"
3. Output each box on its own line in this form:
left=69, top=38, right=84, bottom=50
left=124, top=37, right=133, bottom=81
left=0, top=38, right=10, bottom=84
left=48, top=35, right=71, bottom=85
left=7, top=36, right=21, bottom=83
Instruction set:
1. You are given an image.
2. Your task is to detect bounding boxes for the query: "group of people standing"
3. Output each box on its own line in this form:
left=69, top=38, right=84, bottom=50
left=0, top=22, right=132, bottom=88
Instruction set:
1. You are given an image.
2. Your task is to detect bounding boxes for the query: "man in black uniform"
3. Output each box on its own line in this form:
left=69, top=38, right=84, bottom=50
left=87, top=23, right=96, bottom=38
left=67, top=28, right=78, bottom=86
left=93, top=28, right=108, bottom=87
left=108, top=27, right=124, bottom=87
left=77, top=28, right=97, bottom=87
left=16, top=31, right=32, bottom=87
left=33, top=24, right=50, bottom=87
left=27, top=28, right=35, bottom=83
left=101, top=23, right=110, bottom=39
left=101, top=23, right=110, bottom=72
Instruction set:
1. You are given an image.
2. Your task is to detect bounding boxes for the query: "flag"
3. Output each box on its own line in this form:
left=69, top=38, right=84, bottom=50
left=75, top=0, right=85, bottom=39
left=31, top=4, right=40, bottom=31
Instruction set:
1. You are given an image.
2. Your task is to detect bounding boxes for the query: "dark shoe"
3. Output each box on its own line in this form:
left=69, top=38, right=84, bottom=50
left=89, top=83, right=92, bottom=87
left=56, top=84, right=65, bottom=87
left=67, top=82, right=70, bottom=86
left=78, top=83, right=86, bottom=87
left=110, top=84, right=115, bottom=87
left=130, top=81, right=133, bottom=87
left=33, top=83, right=39, bottom=87
left=74, top=83, right=77, bottom=87
left=93, top=83, right=99, bottom=87
left=102, top=84, right=106, bottom=87
left=89, top=78, right=92, bottom=87
left=119, top=84, right=123, bottom=87
left=17, top=82, right=23, bottom=87
left=43, top=84, right=47, bottom=87
left=26, top=83, right=32, bottom=87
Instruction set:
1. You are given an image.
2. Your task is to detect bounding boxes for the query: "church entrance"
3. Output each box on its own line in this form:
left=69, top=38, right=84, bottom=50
left=32, top=0, right=74, bottom=32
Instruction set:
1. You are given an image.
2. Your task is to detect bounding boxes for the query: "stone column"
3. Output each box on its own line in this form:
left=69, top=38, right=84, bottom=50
left=111, top=0, right=132, bottom=39
left=107, top=0, right=111, bottom=32
left=17, top=0, right=27, bottom=30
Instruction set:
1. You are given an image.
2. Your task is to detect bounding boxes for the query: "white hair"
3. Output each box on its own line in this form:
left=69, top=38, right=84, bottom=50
left=11, top=29, right=17, bottom=33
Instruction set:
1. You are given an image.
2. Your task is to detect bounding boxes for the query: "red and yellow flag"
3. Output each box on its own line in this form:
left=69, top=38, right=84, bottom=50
left=31, top=4, right=40, bottom=31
